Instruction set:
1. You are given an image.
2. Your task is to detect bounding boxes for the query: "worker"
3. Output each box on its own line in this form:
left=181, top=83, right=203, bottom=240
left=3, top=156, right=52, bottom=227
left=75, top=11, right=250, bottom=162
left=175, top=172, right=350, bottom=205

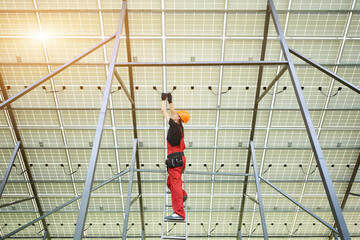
left=161, top=92, right=189, bottom=221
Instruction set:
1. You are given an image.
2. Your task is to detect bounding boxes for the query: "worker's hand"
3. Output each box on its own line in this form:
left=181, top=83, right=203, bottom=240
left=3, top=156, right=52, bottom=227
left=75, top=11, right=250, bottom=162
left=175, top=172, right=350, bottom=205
left=167, top=92, right=172, bottom=103
left=161, top=93, right=167, bottom=101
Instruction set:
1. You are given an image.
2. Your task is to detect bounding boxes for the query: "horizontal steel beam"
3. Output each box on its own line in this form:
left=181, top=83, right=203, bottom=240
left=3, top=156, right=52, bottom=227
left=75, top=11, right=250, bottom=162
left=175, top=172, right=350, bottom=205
left=3, top=208, right=360, bottom=214
left=2, top=62, right=360, bottom=67
left=1, top=125, right=359, bottom=131
left=289, top=48, right=360, bottom=94
left=3, top=179, right=358, bottom=184
left=5, top=107, right=360, bottom=111
left=114, top=61, right=287, bottom=67
left=1, top=9, right=360, bottom=13
left=5, top=235, right=360, bottom=239
left=134, top=169, right=253, bottom=177
left=2, top=35, right=360, bottom=41
left=0, top=146, right=358, bottom=150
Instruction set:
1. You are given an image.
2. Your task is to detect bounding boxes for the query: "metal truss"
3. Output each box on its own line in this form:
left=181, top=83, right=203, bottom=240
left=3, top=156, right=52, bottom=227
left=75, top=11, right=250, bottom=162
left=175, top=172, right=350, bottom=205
left=0, top=0, right=359, bottom=239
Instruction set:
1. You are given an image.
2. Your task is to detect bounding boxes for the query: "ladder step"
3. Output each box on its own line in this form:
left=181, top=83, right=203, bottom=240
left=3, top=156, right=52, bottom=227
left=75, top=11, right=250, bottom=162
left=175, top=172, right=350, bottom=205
left=164, top=219, right=185, bottom=223
left=166, top=191, right=171, bottom=194
left=163, top=236, right=186, bottom=239
left=165, top=204, right=172, bottom=207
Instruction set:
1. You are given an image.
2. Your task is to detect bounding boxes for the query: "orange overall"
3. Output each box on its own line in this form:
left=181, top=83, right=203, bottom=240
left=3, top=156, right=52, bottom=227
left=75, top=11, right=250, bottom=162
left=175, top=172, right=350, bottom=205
left=167, top=126, right=187, bottom=219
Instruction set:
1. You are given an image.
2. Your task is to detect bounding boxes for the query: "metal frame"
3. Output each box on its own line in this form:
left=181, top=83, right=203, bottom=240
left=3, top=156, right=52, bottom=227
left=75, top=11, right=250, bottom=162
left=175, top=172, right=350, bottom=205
left=0, top=0, right=358, bottom=239
left=0, top=141, right=20, bottom=197
left=123, top=3, right=146, bottom=234
left=238, top=3, right=272, bottom=235
left=73, top=2, right=127, bottom=239
left=267, top=0, right=351, bottom=239
left=250, top=141, right=268, bottom=239
left=122, top=139, right=138, bottom=240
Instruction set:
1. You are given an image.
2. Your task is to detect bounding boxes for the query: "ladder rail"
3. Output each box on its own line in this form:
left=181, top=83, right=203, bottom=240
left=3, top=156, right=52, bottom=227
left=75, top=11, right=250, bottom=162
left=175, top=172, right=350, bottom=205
left=184, top=170, right=188, bottom=240
left=161, top=170, right=168, bottom=240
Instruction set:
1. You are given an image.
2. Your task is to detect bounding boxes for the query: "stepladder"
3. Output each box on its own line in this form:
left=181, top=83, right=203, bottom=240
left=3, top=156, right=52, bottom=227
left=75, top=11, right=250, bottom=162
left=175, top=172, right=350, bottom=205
left=161, top=169, right=188, bottom=240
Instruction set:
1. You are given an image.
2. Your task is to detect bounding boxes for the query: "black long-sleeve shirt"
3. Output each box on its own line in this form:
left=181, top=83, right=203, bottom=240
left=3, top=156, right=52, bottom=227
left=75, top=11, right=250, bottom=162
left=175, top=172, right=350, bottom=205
left=167, top=118, right=183, bottom=147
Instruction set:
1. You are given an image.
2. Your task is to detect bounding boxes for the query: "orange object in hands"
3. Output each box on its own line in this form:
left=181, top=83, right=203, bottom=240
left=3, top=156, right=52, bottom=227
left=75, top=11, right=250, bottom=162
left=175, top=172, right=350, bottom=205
left=177, top=111, right=190, bottom=123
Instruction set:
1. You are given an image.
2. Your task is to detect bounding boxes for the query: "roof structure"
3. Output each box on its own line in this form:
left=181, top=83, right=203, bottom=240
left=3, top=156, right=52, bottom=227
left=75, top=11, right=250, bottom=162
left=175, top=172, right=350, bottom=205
left=0, top=0, right=359, bottom=239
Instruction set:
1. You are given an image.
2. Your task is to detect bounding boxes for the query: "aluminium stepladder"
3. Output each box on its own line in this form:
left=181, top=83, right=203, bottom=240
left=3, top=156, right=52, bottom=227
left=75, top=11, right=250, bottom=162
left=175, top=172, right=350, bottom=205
left=160, top=169, right=188, bottom=240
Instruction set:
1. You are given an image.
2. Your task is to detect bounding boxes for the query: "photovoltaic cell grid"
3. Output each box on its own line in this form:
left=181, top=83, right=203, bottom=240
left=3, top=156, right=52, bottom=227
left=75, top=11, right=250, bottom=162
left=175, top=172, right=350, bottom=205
left=0, top=0, right=359, bottom=239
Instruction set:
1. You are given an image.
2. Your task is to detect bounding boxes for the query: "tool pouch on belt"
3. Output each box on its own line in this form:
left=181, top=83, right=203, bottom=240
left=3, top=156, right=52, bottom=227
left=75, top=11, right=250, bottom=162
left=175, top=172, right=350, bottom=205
left=166, top=152, right=184, bottom=168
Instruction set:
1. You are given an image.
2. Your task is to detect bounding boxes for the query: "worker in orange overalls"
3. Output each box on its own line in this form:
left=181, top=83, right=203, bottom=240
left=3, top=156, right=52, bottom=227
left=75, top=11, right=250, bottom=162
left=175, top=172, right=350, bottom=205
left=161, top=92, right=189, bottom=221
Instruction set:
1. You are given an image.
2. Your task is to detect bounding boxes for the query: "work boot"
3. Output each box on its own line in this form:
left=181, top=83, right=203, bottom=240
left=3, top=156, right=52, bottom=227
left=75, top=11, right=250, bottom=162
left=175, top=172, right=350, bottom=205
left=164, top=213, right=184, bottom=221
left=183, top=195, right=188, bottom=202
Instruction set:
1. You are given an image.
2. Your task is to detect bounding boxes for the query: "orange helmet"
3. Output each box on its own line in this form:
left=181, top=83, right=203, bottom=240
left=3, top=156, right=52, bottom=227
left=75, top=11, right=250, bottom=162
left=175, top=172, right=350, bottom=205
left=177, top=111, right=190, bottom=124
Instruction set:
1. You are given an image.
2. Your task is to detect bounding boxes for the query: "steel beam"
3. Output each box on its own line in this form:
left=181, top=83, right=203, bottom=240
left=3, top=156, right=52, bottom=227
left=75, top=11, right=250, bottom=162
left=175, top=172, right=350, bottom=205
left=2, top=62, right=359, bottom=67
left=114, top=70, right=134, bottom=105
left=0, top=34, right=116, bottom=110
left=289, top=48, right=360, bottom=94
left=122, top=139, right=137, bottom=240
left=0, top=73, right=51, bottom=239
left=268, top=0, right=351, bottom=239
left=259, top=176, right=338, bottom=234
left=0, top=141, right=20, bottom=197
left=238, top=4, right=271, bottom=231
left=42, top=231, right=47, bottom=240
left=114, top=61, right=286, bottom=67
left=0, top=197, right=36, bottom=209
left=123, top=4, right=146, bottom=234
left=1, top=169, right=130, bottom=239
left=5, top=178, right=358, bottom=184
left=4, top=235, right=360, bottom=239
left=5, top=107, right=360, bottom=111
left=256, top=66, right=288, bottom=103
left=73, top=2, right=127, bottom=239
left=135, top=169, right=253, bottom=177
left=250, top=141, right=268, bottom=239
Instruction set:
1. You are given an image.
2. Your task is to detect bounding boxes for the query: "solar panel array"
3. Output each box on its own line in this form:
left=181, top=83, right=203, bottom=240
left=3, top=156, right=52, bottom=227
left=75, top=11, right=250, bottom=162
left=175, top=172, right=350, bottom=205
left=0, top=0, right=359, bottom=239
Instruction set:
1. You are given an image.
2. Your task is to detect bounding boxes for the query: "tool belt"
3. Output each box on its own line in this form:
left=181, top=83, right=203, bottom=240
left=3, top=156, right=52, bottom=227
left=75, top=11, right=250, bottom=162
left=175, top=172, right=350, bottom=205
left=166, top=152, right=184, bottom=168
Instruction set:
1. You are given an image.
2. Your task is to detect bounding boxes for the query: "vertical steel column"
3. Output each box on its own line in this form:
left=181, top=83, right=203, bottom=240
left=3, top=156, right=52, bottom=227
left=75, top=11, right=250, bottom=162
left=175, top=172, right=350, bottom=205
left=0, top=73, right=51, bottom=239
left=141, top=230, right=145, bottom=240
left=250, top=141, right=268, bottom=239
left=267, top=0, right=351, bottom=239
left=238, top=230, right=242, bottom=240
left=123, top=1, right=146, bottom=235
left=73, top=2, right=127, bottom=239
left=0, top=141, right=20, bottom=197
left=122, top=139, right=138, bottom=240
left=237, top=5, right=271, bottom=230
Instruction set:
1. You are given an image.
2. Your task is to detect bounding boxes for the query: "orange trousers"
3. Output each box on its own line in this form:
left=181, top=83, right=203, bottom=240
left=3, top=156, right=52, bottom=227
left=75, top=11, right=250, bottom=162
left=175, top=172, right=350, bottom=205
left=167, top=157, right=187, bottom=219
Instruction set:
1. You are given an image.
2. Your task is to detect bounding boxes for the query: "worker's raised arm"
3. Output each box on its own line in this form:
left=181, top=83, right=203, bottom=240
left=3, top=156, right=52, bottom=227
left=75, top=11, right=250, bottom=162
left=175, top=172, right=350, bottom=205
left=161, top=93, right=170, bottom=123
left=167, top=93, right=176, bottom=116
